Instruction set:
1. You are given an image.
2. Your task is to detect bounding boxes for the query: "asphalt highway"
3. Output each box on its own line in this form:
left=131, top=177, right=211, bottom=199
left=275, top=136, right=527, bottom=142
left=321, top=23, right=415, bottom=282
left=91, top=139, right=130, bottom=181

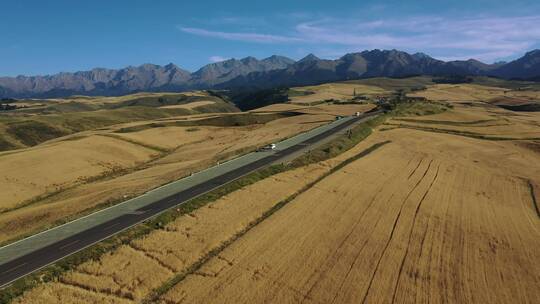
left=0, top=111, right=379, bottom=288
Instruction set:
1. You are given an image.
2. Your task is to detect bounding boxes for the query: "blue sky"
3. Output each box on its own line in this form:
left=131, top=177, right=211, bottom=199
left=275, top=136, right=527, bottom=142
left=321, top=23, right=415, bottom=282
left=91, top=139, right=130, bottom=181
left=1, top=0, right=540, bottom=76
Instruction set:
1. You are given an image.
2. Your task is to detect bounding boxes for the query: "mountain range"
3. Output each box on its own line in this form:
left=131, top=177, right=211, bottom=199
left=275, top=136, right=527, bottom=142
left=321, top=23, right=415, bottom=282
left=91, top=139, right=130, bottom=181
left=1, top=50, right=539, bottom=98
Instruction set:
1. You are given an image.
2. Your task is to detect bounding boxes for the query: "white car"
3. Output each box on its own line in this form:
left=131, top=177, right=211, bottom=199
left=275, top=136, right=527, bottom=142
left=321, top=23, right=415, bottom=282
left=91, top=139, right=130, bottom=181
left=260, top=143, right=277, bottom=151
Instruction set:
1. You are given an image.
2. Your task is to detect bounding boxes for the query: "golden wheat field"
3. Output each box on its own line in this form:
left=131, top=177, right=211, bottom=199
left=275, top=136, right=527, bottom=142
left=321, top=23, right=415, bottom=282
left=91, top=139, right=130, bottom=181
left=159, top=115, right=540, bottom=304
left=12, top=95, right=540, bottom=303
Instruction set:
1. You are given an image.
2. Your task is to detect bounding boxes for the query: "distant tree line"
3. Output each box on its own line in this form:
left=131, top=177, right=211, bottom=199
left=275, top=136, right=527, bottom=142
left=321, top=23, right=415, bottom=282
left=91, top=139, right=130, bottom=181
left=1, top=98, right=17, bottom=103
left=432, top=75, right=473, bottom=84
left=209, top=88, right=290, bottom=111
left=0, top=103, right=17, bottom=111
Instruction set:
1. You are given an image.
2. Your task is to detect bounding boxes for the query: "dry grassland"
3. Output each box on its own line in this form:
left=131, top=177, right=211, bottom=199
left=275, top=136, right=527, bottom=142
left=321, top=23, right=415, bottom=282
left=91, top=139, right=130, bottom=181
left=297, top=104, right=376, bottom=116
left=159, top=100, right=215, bottom=110
left=111, top=126, right=213, bottom=150
left=0, top=135, right=158, bottom=210
left=0, top=105, right=357, bottom=243
left=250, top=103, right=310, bottom=113
left=159, top=119, right=540, bottom=304
left=409, top=84, right=508, bottom=101
left=289, top=83, right=387, bottom=104
left=388, top=102, right=540, bottom=140
left=63, top=91, right=211, bottom=106
left=409, top=83, right=540, bottom=104
left=253, top=103, right=375, bottom=117
left=401, top=84, right=540, bottom=140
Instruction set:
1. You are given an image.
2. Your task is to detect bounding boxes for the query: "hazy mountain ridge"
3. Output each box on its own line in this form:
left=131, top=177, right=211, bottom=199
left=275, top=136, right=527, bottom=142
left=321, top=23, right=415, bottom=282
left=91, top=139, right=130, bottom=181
left=219, top=49, right=539, bottom=89
left=1, top=50, right=539, bottom=98
left=189, top=55, right=295, bottom=87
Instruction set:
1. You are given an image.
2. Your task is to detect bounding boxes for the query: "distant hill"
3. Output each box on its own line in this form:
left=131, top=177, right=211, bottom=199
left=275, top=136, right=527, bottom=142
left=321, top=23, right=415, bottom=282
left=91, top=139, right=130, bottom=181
left=489, top=50, right=540, bottom=80
left=0, top=63, right=192, bottom=98
left=1, top=50, right=539, bottom=98
left=189, top=55, right=294, bottom=87
left=0, top=56, right=295, bottom=98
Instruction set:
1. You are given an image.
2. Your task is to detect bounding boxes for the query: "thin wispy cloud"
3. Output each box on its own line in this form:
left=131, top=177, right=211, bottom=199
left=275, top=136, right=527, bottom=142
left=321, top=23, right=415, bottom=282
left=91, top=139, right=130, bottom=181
left=178, top=26, right=304, bottom=44
left=209, top=55, right=230, bottom=63
left=178, top=15, right=540, bottom=62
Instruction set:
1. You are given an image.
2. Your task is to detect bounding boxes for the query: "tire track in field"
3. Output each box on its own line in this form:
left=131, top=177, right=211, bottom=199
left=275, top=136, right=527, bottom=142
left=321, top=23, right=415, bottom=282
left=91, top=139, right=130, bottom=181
left=300, top=156, right=417, bottom=303
left=414, top=163, right=452, bottom=303
left=360, top=159, right=434, bottom=304
left=527, top=180, right=540, bottom=219
left=408, top=158, right=425, bottom=180
left=144, top=141, right=392, bottom=303
left=300, top=189, right=385, bottom=303
left=390, top=163, right=440, bottom=303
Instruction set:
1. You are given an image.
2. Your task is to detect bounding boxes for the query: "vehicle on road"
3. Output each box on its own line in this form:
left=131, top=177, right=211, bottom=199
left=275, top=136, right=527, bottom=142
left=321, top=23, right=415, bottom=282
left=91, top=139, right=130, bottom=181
left=258, top=143, right=277, bottom=151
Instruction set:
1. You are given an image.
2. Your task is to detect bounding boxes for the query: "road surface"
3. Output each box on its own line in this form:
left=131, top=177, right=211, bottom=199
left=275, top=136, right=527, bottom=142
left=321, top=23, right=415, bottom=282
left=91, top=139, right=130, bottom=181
left=0, top=111, right=379, bottom=288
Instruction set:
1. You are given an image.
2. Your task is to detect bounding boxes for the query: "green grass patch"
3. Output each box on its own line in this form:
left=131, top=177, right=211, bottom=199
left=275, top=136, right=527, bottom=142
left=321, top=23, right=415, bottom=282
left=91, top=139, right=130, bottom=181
left=291, top=114, right=387, bottom=167
left=391, top=100, right=450, bottom=116
left=6, top=121, right=69, bottom=146
left=0, top=137, right=18, bottom=151
left=287, top=88, right=315, bottom=97
left=342, top=76, right=434, bottom=92
left=105, top=94, right=225, bottom=109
